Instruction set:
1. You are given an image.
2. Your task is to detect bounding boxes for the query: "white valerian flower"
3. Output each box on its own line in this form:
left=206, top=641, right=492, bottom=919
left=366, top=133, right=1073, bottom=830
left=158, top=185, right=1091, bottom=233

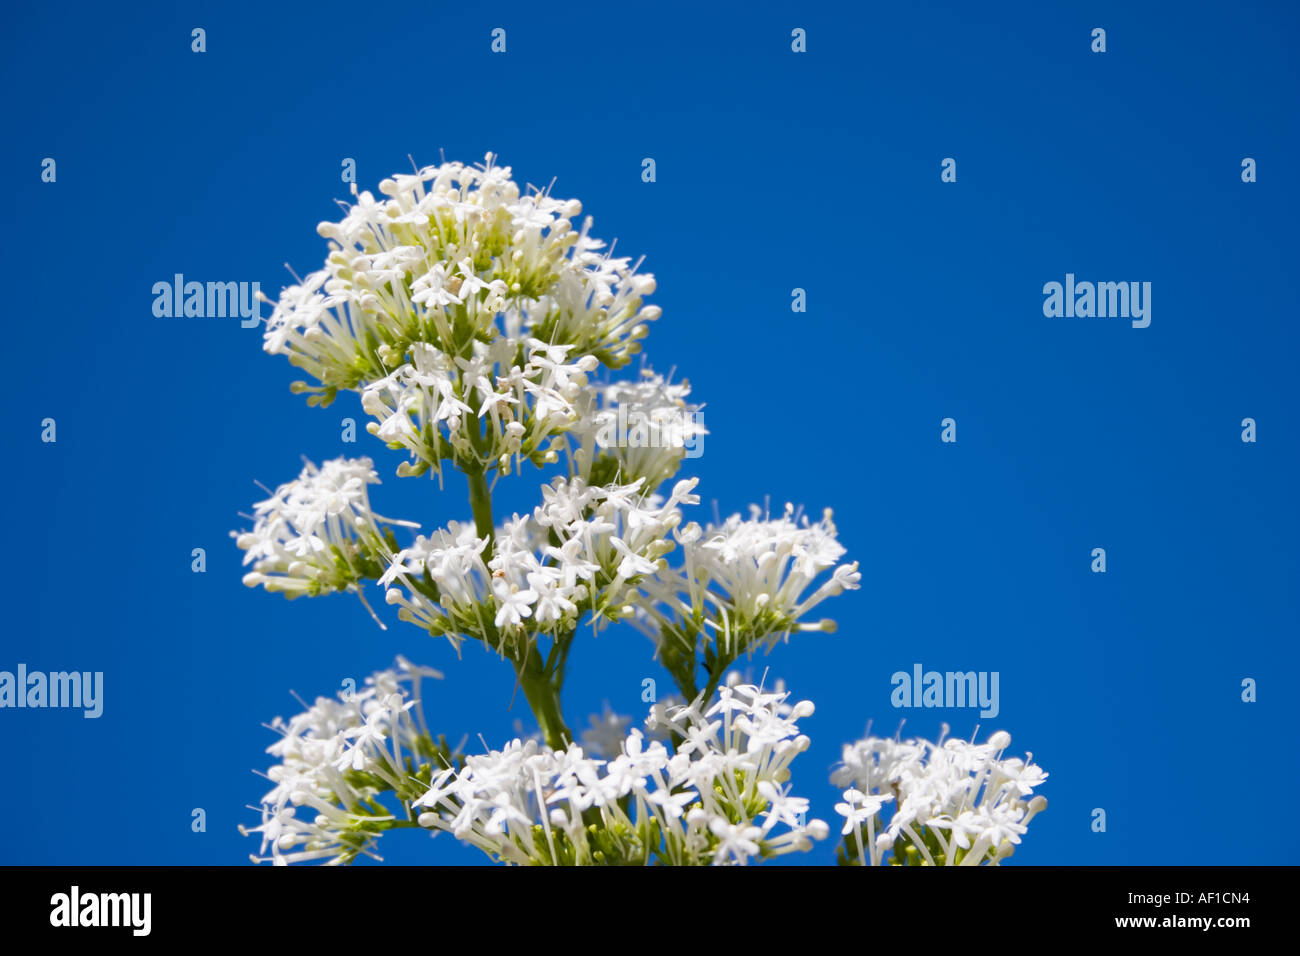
left=413, top=682, right=827, bottom=866
left=242, top=658, right=454, bottom=865
left=566, top=369, right=708, bottom=492
left=381, top=476, right=700, bottom=651
left=232, top=457, right=416, bottom=619
left=261, top=154, right=660, bottom=480
left=360, top=343, right=472, bottom=483
left=633, top=503, right=861, bottom=685
left=831, top=726, right=1049, bottom=866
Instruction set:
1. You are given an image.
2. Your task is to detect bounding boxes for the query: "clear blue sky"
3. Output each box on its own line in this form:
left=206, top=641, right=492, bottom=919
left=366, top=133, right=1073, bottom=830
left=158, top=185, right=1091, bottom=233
left=3, top=0, right=1297, bottom=865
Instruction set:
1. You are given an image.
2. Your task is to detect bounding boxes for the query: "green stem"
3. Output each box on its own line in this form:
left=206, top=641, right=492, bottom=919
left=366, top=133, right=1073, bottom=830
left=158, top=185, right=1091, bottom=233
left=515, top=649, right=573, bottom=751
left=552, top=630, right=576, bottom=690
left=699, top=653, right=732, bottom=707
left=465, top=462, right=573, bottom=750
left=467, top=467, right=495, bottom=548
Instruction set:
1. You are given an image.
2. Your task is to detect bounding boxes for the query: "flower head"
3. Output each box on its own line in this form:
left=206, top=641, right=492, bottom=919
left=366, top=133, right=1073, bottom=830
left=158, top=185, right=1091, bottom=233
left=414, top=681, right=827, bottom=865
left=232, top=457, right=414, bottom=614
left=831, top=726, right=1048, bottom=866
left=636, top=503, right=861, bottom=673
left=262, top=154, right=659, bottom=482
left=242, top=658, right=454, bottom=865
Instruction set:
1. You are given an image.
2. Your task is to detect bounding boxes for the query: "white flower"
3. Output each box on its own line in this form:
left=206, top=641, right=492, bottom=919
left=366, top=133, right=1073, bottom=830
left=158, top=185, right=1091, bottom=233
left=832, top=726, right=1048, bottom=866
left=566, top=370, right=707, bottom=491
left=383, top=474, right=701, bottom=650
left=261, top=154, right=660, bottom=478
left=243, top=658, right=448, bottom=866
left=709, top=819, right=764, bottom=865
left=414, top=682, right=826, bottom=866
left=634, top=503, right=860, bottom=677
left=491, top=577, right=538, bottom=629
left=232, top=457, right=415, bottom=617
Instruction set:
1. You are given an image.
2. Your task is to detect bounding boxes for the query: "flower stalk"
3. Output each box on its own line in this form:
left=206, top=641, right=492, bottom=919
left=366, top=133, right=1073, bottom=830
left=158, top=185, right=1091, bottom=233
left=234, top=154, right=1046, bottom=866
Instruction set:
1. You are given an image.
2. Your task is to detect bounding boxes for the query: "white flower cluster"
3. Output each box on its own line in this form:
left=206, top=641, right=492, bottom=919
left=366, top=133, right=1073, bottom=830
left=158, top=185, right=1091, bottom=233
left=637, top=504, right=862, bottom=680
left=381, top=476, right=700, bottom=649
left=262, top=154, right=660, bottom=482
left=567, top=370, right=708, bottom=492
left=414, top=681, right=828, bottom=865
left=832, top=728, right=1048, bottom=866
left=232, top=456, right=415, bottom=604
left=242, top=658, right=450, bottom=865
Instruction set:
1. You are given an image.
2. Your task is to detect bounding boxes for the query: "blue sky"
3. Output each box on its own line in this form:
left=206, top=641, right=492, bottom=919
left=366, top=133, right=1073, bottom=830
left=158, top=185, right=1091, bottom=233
left=2, top=0, right=1297, bottom=865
